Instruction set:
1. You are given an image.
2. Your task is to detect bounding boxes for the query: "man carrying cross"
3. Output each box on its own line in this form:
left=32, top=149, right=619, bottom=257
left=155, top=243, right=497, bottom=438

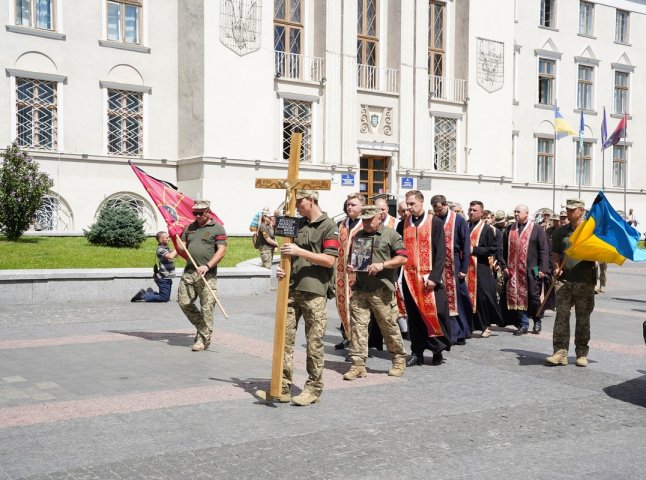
left=267, top=190, right=339, bottom=406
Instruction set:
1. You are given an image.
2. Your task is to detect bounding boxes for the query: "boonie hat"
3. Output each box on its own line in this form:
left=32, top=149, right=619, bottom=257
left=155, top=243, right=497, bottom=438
left=296, top=190, right=319, bottom=201
left=359, top=205, right=381, bottom=219
left=564, top=198, right=585, bottom=209
left=193, top=200, right=210, bottom=210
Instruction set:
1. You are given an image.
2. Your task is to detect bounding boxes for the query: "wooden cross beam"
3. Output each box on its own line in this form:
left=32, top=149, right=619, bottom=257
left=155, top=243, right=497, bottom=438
left=255, top=132, right=331, bottom=399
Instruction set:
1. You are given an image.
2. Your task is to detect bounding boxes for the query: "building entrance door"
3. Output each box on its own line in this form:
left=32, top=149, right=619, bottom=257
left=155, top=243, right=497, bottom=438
left=359, top=156, right=389, bottom=201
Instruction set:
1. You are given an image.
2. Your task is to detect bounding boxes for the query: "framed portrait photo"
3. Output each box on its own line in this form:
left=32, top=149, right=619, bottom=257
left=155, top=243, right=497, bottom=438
left=350, top=236, right=374, bottom=272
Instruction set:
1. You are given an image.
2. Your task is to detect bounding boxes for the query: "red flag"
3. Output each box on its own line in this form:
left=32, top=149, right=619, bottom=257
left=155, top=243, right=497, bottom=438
left=602, top=114, right=627, bottom=150
left=129, top=161, right=223, bottom=255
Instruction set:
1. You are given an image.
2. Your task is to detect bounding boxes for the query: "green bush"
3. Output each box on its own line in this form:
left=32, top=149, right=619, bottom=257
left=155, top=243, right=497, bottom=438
left=84, top=206, right=146, bottom=248
left=0, top=143, right=54, bottom=241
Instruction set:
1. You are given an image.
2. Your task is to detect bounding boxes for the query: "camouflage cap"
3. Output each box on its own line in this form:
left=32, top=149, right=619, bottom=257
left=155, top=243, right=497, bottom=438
left=359, top=205, right=381, bottom=219
left=296, top=190, right=319, bottom=201
left=559, top=209, right=567, bottom=217
left=564, top=198, right=585, bottom=209
left=193, top=200, right=210, bottom=210
left=493, top=209, right=507, bottom=224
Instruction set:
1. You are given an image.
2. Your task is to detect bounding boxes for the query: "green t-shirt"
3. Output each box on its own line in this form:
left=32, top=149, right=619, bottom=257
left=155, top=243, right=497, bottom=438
left=181, top=220, right=227, bottom=273
left=291, top=213, right=339, bottom=297
left=552, top=223, right=596, bottom=284
left=352, top=226, right=407, bottom=292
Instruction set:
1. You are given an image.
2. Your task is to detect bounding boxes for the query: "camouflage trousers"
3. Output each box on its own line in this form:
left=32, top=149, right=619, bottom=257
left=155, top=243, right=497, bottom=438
left=178, top=270, right=218, bottom=344
left=348, top=287, right=407, bottom=366
left=259, top=247, right=274, bottom=269
left=282, top=290, right=328, bottom=396
left=553, top=281, right=595, bottom=357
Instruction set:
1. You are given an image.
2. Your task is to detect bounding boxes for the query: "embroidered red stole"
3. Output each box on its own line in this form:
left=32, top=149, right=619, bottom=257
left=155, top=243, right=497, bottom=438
left=336, top=217, right=363, bottom=336
left=403, top=216, right=443, bottom=337
left=384, top=215, right=397, bottom=229
left=466, top=220, right=485, bottom=313
left=506, top=221, right=534, bottom=310
left=442, top=210, right=458, bottom=316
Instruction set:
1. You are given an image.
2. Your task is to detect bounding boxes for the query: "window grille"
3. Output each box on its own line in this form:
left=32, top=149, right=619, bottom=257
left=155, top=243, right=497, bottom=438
left=274, top=0, right=302, bottom=77
left=107, top=89, right=143, bottom=157
left=434, top=117, right=456, bottom=172
left=357, top=0, right=378, bottom=67
left=16, top=78, right=57, bottom=150
left=33, top=193, right=73, bottom=231
left=98, top=192, right=156, bottom=232
left=428, top=1, right=445, bottom=77
left=282, top=99, right=312, bottom=163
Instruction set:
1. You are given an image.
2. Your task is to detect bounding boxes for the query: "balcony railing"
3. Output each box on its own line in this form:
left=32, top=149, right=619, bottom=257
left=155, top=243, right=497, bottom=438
left=429, top=75, right=467, bottom=103
left=274, top=51, right=325, bottom=83
left=357, top=64, right=399, bottom=94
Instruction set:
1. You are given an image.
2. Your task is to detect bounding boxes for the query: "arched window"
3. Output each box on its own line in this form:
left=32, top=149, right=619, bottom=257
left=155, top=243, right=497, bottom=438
left=33, top=192, right=73, bottom=231
left=96, top=192, right=156, bottom=232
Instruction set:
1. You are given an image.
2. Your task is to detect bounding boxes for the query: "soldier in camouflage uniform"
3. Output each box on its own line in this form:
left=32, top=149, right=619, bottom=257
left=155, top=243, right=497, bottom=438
left=343, top=206, right=408, bottom=380
left=256, top=190, right=339, bottom=406
left=546, top=199, right=596, bottom=367
left=175, top=200, right=227, bottom=352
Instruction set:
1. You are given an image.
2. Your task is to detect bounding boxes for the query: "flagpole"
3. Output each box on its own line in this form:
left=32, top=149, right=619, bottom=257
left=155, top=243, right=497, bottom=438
left=552, top=128, right=557, bottom=213
left=623, top=113, right=628, bottom=216
left=601, top=148, right=605, bottom=192
left=578, top=140, right=582, bottom=197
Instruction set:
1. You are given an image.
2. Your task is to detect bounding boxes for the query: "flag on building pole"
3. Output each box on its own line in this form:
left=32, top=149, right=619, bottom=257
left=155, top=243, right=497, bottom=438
left=601, top=107, right=608, bottom=145
left=565, top=191, right=646, bottom=265
left=554, top=101, right=577, bottom=139
left=602, top=113, right=627, bottom=150
left=129, top=161, right=224, bottom=255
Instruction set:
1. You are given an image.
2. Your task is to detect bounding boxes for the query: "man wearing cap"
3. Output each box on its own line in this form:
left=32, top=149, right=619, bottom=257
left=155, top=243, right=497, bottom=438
left=431, top=194, right=473, bottom=346
left=397, top=190, right=452, bottom=366
left=257, top=190, right=339, bottom=405
left=334, top=192, right=366, bottom=351
left=501, top=204, right=550, bottom=335
left=546, top=198, right=597, bottom=367
left=466, top=201, right=503, bottom=337
left=176, top=200, right=227, bottom=352
left=255, top=207, right=278, bottom=268
left=559, top=209, right=569, bottom=226
left=343, top=205, right=408, bottom=380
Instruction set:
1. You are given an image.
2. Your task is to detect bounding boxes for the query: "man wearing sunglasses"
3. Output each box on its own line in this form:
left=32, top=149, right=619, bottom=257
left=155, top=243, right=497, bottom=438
left=175, top=200, right=227, bottom=352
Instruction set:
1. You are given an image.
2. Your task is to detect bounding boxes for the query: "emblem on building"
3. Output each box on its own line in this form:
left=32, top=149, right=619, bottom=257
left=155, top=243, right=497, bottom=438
left=220, top=0, right=262, bottom=56
left=476, top=37, right=504, bottom=93
left=360, top=106, right=393, bottom=136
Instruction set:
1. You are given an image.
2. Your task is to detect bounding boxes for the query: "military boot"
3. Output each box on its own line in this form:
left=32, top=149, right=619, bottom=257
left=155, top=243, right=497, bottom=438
left=388, top=362, right=406, bottom=377
left=255, top=389, right=291, bottom=403
left=575, top=356, right=588, bottom=367
left=191, top=339, right=205, bottom=351
left=291, top=391, right=321, bottom=406
left=545, top=349, right=568, bottom=366
left=343, top=365, right=367, bottom=381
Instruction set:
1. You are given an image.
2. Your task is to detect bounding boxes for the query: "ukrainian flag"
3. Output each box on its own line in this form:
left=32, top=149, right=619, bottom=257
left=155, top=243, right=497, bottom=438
left=566, top=192, right=646, bottom=265
left=554, top=101, right=577, bottom=139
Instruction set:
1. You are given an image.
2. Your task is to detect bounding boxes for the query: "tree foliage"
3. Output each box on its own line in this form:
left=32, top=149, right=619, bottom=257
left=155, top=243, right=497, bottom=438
left=0, top=143, right=54, bottom=241
left=84, top=205, right=146, bottom=248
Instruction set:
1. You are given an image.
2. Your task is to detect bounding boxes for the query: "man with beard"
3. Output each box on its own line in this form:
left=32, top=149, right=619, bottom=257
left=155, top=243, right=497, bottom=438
left=431, top=194, right=473, bottom=345
left=502, top=204, right=550, bottom=335
left=466, top=201, right=502, bottom=337
left=397, top=190, right=451, bottom=366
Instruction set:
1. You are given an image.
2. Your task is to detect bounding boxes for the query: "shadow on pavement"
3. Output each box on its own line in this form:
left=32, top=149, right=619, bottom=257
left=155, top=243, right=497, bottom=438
left=603, top=370, right=646, bottom=409
left=500, top=348, right=551, bottom=366
left=107, top=330, right=194, bottom=347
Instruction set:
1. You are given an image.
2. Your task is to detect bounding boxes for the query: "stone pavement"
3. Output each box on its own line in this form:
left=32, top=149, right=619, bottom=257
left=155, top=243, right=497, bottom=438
left=0, top=264, right=645, bottom=480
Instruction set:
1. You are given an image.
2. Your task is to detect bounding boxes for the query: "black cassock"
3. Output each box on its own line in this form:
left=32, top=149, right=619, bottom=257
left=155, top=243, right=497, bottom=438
left=397, top=213, right=452, bottom=355
left=500, top=222, right=551, bottom=326
left=469, top=222, right=503, bottom=331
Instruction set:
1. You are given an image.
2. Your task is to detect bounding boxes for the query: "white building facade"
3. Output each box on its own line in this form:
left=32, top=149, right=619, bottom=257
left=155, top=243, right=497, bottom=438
left=1, top=0, right=644, bottom=235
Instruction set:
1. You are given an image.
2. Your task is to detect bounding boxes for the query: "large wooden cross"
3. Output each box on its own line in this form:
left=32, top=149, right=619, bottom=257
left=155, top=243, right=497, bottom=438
left=255, top=132, right=331, bottom=398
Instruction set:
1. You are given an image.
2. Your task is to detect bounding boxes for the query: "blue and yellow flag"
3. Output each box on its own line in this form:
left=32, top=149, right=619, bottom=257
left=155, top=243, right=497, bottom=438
left=566, top=192, right=646, bottom=265
left=554, top=101, right=577, bottom=139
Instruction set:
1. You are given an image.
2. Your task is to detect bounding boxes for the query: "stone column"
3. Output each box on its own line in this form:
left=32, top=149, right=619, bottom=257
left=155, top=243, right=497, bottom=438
left=341, top=0, right=358, bottom=167
left=324, top=0, right=342, bottom=165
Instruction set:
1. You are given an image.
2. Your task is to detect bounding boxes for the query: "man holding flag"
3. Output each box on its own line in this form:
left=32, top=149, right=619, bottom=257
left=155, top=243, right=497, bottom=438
left=546, top=199, right=596, bottom=367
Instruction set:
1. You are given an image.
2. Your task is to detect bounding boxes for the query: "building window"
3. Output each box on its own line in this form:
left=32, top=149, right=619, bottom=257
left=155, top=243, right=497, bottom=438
left=536, top=138, right=553, bottom=183
left=579, top=1, right=594, bottom=36
left=428, top=1, right=445, bottom=78
left=614, top=71, right=629, bottom=114
left=615, top=10, right=629, bottom=43
left=282, top=99, right=312, bottom=163
left=577, top=141, right=592, bottom=186
left=357, top=0, right=378, bottom=67
left=98, top=193, right=156, bottom=232
left=360, top=156, right=389, bottom=197
left=15, top=0, right=54, bottom=30
left=577, top=65, right=593, bottom=110
left=16, top=78, right=57, bottom=150
left=540, top=0, right=555, bottom=28
left=538, top=58, right=555, bottom=105
left=274, top=0, right=303, bottom=79
left=33, top=192, right=73, bottom=231
left=107, top=89, right=143, bottom=157
left=612, top=145, right=626, bottom=188
left=107, top=0, right=142, bottom=44
left=434, top=117, right=456, bottom=172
